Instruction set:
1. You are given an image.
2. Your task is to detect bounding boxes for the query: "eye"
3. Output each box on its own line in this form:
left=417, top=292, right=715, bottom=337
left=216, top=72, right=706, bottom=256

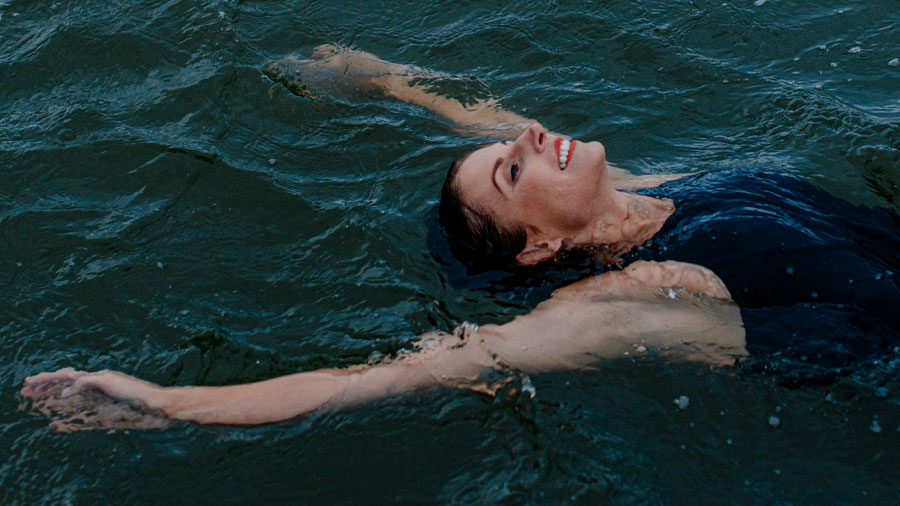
left=510, top=163, right=520, bottom=182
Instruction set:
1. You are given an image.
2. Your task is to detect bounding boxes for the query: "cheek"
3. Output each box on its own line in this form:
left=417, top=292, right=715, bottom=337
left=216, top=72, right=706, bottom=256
left=519, top=179, right=594, bottom=231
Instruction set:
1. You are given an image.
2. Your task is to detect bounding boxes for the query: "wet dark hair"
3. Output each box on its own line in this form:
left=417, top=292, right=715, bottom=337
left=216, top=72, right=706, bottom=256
left=438, top=152, right=527, bottom=262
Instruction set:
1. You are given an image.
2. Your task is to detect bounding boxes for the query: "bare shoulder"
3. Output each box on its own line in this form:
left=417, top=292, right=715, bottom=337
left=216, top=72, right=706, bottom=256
left=555, top=260, right=732, bottom=301
left=608, top=164, right=695, bottom=191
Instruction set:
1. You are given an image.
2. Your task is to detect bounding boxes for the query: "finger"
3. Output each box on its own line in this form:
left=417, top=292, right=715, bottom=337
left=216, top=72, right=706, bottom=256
left=23, top=368, right=86, bottom=386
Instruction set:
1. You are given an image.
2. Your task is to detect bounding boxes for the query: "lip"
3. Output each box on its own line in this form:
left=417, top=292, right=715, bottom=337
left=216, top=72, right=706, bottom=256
left=554, top=137, right=576, bottom=170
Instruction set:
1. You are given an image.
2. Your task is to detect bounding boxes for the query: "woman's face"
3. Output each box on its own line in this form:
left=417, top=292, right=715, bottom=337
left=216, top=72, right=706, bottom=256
left=455, top=123, right=610, bottom=247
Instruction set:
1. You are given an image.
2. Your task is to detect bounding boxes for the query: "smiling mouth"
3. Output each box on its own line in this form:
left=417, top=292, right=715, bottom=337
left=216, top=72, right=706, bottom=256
left=555, top=137, right=576, bottom=170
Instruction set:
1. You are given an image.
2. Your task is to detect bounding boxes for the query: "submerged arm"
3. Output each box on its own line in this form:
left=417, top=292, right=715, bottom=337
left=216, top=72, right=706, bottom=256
left=265, top=45, right=691, bottom=187
left=21, top=261, right=744, bottom=431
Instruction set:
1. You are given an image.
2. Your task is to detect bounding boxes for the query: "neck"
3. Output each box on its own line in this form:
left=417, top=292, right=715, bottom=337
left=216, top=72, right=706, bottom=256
left=568, top=190, right=674, bottom=262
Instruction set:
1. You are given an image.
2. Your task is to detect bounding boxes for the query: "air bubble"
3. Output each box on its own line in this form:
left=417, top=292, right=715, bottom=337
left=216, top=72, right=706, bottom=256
left=875, top=387, right=888, bottom=398
left=768, top=415, right=781, bottom=427
left=674, top=395, right=690, bottom=409
left=888, top=58, right=899, bottom=67
left=870, top=418, right=882, bottom=433
left=785, top=266, right=794, bottom=276
left=849, top=46, right=862, bottom=54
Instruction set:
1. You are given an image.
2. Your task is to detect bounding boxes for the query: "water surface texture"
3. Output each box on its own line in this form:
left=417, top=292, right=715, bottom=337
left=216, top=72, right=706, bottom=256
left=2, top=0, right=900, bottom=504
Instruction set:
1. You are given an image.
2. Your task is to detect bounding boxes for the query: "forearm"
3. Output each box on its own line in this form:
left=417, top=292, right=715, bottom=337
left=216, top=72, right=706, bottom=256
left=374, top=74, right=532, bottom=136
left=157, top=362, right=435, bottom=425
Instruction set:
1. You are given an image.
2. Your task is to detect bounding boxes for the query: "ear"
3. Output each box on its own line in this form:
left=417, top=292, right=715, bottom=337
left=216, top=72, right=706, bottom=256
left=515, top=238, right=562, bottom=266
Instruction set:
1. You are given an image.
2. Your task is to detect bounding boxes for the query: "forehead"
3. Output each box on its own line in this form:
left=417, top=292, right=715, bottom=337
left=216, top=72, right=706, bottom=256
left=456, top=142, right=503, bottom=203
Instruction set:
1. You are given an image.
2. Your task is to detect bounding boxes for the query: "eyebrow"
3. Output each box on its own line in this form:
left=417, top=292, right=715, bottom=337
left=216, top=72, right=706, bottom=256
left=491, top=157, right=502, bottom=194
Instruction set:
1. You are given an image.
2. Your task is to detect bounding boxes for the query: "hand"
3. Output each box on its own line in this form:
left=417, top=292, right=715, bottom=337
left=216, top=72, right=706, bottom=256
left=20, top=368, right=173, bottom=432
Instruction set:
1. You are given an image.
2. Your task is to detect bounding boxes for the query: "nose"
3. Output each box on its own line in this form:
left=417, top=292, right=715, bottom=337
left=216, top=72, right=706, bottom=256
left=515, top=123, right=547, bottom=153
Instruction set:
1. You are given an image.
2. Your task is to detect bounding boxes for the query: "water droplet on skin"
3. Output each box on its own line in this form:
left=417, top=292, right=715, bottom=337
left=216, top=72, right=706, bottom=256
left=521, top=346, right=528, bottom=352
left=768, top=415, right=781, bottom=427
left=674, top=395, right=690, bottom=409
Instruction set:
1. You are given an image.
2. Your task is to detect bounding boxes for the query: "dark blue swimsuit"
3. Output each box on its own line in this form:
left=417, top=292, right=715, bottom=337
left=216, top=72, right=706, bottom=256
left=629, top=169, right=900, bottom=366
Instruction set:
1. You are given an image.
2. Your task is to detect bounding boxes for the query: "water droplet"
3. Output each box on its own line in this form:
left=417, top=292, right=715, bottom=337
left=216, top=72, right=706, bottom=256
left=667, top=288, right=677, bottom=299
left=874, top=273, right=883, bottom=281
left=825, top=392, right=834, bottom=402
left=268, top=158, right=277, bottom=166
left=818, top=45, right=827, bottom=51
left=674, top=395, right=690, bottom=409
left=636, top=345, right=647, bottom=353
left=888, top=58, right=899, bottom=67
left=849, top=46, right=862, bottom=54
left=768, top=415, right=781, bottom=427
left=726, top=438, right=732, bottom=445
left=785, top=266, right=794, bottom=276
left=156, top=262, right=164, bottom=269
left=813, top=83, right=823, bottom=90
left=753, top=0, right=766, bottom=5
left=774, top=469, right=781, bottom=475
left=522, top=375, right=536, bottom=398
left=521, top=345, right=528, bottom=352
left=870, top=418, right=882, bottom=433
left=180, top=309, right=189, bottom=316
left=16, top=261, right=23, bottom=267
left=830, top=62, right=838, bottom=68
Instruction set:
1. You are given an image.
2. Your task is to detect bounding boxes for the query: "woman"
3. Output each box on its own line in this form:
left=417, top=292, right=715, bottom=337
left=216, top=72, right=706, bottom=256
left=20, top=46, right=900, bottom=431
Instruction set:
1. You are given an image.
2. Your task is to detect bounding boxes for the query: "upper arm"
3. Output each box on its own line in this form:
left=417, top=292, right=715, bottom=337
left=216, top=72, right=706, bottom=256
left=477, top=261, right=745, bottom=372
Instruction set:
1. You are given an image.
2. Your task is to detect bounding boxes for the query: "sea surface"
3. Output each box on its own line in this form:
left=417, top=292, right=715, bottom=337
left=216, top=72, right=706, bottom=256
left=2, top=0, right=899, bottom=504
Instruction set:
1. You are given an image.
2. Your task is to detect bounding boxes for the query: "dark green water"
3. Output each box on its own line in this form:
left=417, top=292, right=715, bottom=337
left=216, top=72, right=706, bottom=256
left=3, top=0, right=900, bottom=504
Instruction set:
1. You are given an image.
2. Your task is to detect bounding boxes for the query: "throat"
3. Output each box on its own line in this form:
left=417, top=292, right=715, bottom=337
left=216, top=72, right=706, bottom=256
left=573, top=193, right=674, bottom=264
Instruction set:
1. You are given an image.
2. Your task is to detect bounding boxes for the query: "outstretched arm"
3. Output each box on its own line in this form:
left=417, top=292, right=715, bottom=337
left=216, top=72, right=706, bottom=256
left=21, top=261, right=745, bottom=431
left=264, top=45, right=691, bottom=187
left=264, top=45, right=533, bottom=137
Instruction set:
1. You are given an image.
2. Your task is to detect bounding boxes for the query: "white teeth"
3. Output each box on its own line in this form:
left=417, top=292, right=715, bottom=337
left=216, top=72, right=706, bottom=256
left=558, top=139, right=571, bottom=169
